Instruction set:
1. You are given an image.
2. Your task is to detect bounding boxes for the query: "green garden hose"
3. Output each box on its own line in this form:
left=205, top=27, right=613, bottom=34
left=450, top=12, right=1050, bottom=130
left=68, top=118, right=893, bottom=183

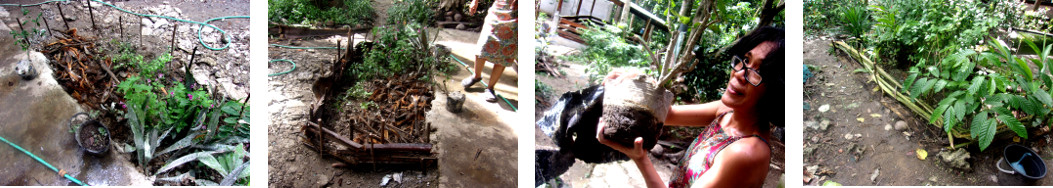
left=268, top=59, right=296, bottom=77
left=449, top=54, right=518, bottom=111
left=1, top=0, right=249, bottom=51
left=269, top=44, right=345, bottom=50
left=0, top=0, right=67, bottom=7
left=0, top=135, right=88, bottom=186
left=268, top=44, right=348, bottom=76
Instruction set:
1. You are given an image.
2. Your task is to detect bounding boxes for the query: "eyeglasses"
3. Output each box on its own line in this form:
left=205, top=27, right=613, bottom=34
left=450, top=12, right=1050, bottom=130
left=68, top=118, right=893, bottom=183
left=731, top=56, right=763, bottom=86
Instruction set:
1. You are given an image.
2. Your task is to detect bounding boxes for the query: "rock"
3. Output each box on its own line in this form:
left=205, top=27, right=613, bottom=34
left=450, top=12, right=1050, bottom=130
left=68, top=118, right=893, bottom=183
left=894, top=120, right=908, bottom=131
left=818, top=104, right=830, bottom=112
left=456, top=23, right=466, bottom=30
left=818, top=119, right=831, bottom=131
left=844, top=133, right=854, bottom=140
left=805, top=120, right=818, bottom=130
left=804, top=145, right=817, bottom=156
left=870, top=168, right=879, bottom=182
left=938, top=148, right=972, bottom=171
left=884, top=124, right=892, bottom=131
left=454, top=13, right=464, bottom=21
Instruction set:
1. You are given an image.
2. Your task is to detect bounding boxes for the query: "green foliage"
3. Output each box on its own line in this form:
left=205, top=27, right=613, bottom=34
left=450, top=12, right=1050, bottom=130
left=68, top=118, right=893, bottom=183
left=683, top=1, right=781, bottom=102
left=387, top=0, right=434, bottom=25
left=838, top=5, right=870, bottom=37
left=198, top=143, right=250, bottom=185
left=535, top=78, right=553, bottom=101
left=9, top=7, right=44, bottom=51
left=117, top=75, right=212, bottom=132
left=268, top=0, right=376, bottom=26
left=908, top=38, right=1053, bottom=151
left=867, top=0, right=1007, bottom=67
left=345, top=84, right=372, bottom=100
left=804, top=0, right=842, bottom=35
left=353, top=24, right=441, bottom=81
left=564, top=24, right=651, bottom=82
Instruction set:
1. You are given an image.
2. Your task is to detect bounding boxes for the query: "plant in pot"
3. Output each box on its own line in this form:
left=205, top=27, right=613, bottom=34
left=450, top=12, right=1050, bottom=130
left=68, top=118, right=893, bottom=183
left=69, top=112, right=110, bottom=155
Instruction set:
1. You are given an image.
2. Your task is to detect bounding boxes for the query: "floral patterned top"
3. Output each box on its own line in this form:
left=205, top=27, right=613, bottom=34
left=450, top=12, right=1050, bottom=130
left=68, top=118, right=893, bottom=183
left=667, top=111, right=769, bottom=188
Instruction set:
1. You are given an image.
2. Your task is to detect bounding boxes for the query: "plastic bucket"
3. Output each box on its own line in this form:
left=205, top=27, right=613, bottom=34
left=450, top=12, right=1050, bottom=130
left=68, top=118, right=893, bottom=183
left=997, top=144, right=1047, bottom=180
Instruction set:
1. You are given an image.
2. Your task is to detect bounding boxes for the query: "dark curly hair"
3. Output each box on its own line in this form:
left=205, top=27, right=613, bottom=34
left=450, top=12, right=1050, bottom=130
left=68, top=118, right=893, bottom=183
left=724, top=26, right=785, bottom=130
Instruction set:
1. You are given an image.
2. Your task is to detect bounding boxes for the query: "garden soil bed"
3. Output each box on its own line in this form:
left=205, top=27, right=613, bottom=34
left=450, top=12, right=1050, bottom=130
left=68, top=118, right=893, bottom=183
left=803, top=38, right=1053, bottom=186
left=4, top=0, right=248, bottom=185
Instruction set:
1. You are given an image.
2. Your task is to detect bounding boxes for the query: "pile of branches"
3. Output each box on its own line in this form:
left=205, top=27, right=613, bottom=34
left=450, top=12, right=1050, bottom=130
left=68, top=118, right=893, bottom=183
left=42, top=28, right=120, bottom=109
left=349, top=75, right=434, bottom=144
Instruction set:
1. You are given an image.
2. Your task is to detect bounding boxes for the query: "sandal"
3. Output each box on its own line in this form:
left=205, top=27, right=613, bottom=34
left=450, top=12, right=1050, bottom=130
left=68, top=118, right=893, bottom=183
left=462, top=77, right=482, bottom=88
left=484, top=88, right=498, bottom=102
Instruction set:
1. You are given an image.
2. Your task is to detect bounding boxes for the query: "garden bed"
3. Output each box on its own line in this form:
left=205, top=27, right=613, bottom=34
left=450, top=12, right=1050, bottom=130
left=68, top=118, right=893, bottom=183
left=6, top=0, right=251, bottom=185
left=301, top=39, right=439, bottom=168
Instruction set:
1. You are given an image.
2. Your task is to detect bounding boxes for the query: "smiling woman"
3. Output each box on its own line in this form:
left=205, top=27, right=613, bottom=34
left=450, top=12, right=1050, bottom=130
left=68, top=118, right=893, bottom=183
left=597, top=26, right=785, bottom=188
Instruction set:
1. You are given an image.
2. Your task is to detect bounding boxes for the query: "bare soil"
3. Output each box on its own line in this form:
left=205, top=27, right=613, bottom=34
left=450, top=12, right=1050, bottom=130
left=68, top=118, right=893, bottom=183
left=803, top=38, right=1053, bottom=186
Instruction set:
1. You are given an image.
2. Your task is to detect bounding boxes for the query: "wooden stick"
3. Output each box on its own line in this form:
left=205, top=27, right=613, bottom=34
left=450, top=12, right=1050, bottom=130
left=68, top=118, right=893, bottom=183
left=119, top=16, right=123, bottom=38
left=40, top=7, right=53, bottom=38
left=171, top=24, right=177, bottom=53
left=139, top=16, right=143, bottom=47
left=15, top=17, right=29, bottom=48
left=87, top=0, right=96, bottom=31
left=57, top=3, right=69, bottom=31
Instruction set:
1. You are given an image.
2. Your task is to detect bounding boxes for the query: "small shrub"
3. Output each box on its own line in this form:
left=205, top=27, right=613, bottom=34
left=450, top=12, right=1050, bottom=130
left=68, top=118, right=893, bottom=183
left=387, top=0, right=434, bottom=25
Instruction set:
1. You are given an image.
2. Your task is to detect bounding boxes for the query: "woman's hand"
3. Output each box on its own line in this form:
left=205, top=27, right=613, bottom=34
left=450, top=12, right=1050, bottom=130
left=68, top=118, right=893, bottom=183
left=596, top=121, right=648, bottom=161
left=468, top=0, right=480, bottom=16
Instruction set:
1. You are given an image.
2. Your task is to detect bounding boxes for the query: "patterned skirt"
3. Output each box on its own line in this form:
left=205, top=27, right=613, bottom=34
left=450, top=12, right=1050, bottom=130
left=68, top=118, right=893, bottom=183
left=477, top=2, right=517, bottom=67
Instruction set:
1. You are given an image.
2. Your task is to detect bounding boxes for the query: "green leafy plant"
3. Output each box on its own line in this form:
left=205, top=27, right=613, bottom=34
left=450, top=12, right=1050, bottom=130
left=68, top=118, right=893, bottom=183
left=907, top=37, right=1053, bottom=151
left=268, top=0, right=375, bottom=26
left=867, top=0, right=1006, bottom=67
left=838, top=5, right=870, bottom=37
left=564, top=24, right=652, bottom=82
left=198, top=143, right=250, bottom=185
left=10, top=7, right=43, bottom=51
left=387, top=0, right=434, bottom=25
left=354, top=24, right=440, bottom=81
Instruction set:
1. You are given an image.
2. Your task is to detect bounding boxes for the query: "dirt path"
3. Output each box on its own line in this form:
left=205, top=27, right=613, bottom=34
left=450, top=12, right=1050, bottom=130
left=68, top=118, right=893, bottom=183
left=803, top=38, right=1053, bottom=186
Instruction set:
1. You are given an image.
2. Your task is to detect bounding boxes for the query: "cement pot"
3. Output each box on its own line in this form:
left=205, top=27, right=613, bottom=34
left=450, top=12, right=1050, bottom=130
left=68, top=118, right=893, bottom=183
left=14, top=59, right=37, bottom=80
left=446, top=91, right=465, bottom=113
left=69, top=112, right=110, bottom=155
left=600, top=74, right=673, bottom=150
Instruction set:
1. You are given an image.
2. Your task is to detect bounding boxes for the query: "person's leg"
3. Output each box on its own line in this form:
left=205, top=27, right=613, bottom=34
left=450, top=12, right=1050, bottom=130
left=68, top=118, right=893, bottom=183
left=487, top=64, right=505, bottom=90
left=484, top=63, right=505, bottom=102
left=462, top=56, right=485, bottom=88
left=474, top=56, right=486, bottom=79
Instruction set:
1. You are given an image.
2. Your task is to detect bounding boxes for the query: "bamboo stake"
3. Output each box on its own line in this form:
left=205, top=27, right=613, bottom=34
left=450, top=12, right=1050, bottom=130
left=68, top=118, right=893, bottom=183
left=57, top=2, right=69, bottom=31
left=139, top=17, right=143, bottom=47
left=15, top=17, right=29, bottom=47
left=86, top=0, right=96, bottom=31
left=171, top=24, right=177, bottom=53
left=40, top=7, right=53, bottom=38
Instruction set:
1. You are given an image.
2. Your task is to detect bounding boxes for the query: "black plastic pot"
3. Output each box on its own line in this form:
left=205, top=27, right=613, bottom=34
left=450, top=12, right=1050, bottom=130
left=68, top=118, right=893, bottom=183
left=997, top=144, right=1047, bottom=180
left=69, top=112, right=110, bottom=155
